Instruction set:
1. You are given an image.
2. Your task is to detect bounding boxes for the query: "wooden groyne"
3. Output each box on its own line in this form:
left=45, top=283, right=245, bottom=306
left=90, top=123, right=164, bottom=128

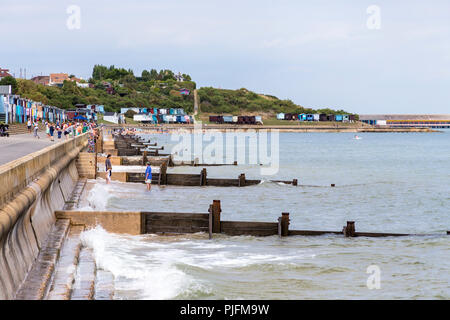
left=98, top=131, right=301, bottom=187
left=56, top=200, right=449, bottom=239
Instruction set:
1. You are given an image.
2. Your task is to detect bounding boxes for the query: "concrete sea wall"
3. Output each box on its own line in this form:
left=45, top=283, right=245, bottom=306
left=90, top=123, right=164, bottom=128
left=0, top=134, right=87, bottom=299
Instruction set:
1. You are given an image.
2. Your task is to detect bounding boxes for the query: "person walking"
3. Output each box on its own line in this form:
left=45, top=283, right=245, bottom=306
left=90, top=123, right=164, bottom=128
left=27, top=119, right=32, bottom=133
left=49, top=123, right=55, bottom=141
left=145, top=162, right=152, bottom=191
left=33, top=123, right=40, bottom=139
left=105, top=154, right=112, bottom=184
left=45, top=122, right=50, bottom=139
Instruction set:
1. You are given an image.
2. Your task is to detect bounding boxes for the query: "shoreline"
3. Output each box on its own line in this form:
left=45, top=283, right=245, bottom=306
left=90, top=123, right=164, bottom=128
left=103, top=123, right=436, bottom=133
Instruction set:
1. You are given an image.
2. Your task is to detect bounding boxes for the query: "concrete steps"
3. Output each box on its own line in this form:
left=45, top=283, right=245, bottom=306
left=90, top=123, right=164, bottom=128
left=63, top=179, right=87, bottom=210
left=46, top=225, right=84, bottom=300
left=70, top=247, right=96, bottom=300
left=94, top=270, right=115, bottom=300
left=14, top=177, right=116, bottom=300
left=6, top=123, right=46, bottom=136
left=76, top=153, right=96, bottom=179
left=15, top=219, right=71, bottom=300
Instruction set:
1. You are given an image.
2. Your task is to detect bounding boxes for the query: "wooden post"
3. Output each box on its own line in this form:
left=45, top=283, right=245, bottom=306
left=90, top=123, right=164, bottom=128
left=208, top=205, right=213, bottom=239
left=200, top=168, right=207, bottom=186
left=238, top=173, right=246, bottom=187
left=143, top=151, right=148, bottom=166
left=292, top=179, right=298, bottom=186
left=278, top=217, right=282, bottom=238
left=281, top=213, right=290, bottom=237
left=343, top=221, right=356, bottom=237
left=211, top=200, right=221, bottom=233
left=159, top=161, right=168, bottom=185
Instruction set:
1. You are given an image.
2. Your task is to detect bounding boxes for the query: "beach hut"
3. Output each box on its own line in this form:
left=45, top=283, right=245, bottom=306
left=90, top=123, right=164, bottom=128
left=335, top=114, right=343, bottom=122
left=232, top=116, right=238, bottom=123
left=223, top=116, right=233, bottom=123
left=319, top=114, right=327, bottom=122
left=349, top=114, right=356, bottom=122
left=326, top=114, right=335, bottom=121
left=249, top=116, right=256, bottom=124
left=255, top=116, right=263, bottom=124
left=299, top=114, right=307, bottom=121
left=284, top=113, right=293, bottom=120
left=313, top=114, right=320, bottom=121
left=342, top=114, right=349, bottom=122
left=306, top=114, right=314, bottom=121
left=277, top=113, right=285, bottom=120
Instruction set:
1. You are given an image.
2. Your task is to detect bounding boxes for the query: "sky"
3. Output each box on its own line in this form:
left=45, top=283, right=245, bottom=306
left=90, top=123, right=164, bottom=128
left=1, top=0, right=449, bottom=114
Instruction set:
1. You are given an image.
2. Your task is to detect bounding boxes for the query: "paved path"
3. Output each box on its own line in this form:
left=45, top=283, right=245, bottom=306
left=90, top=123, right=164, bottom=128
left=0, top=133, right=66, bottom=166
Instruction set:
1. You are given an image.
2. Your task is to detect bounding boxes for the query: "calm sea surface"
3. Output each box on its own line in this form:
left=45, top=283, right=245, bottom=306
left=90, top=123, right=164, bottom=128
left=81, top=131, right=450, bottom=299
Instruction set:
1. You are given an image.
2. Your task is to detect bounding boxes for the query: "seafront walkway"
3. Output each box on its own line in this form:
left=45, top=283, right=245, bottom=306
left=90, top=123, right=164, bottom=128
left=0, top=132, right=63, bottom=166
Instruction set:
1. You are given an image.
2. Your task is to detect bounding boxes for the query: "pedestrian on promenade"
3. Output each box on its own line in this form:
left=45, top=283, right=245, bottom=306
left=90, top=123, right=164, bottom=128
left=63, top=123, right=69, bottom=139
left=33, top=123, right=40, bottom=139
left=145, top=162, right=152, bottom=191
left=27, top=119, right=32, bottom=133
left=45, top=122, right=50, bottom=139
left=49, top=123, right=55, bottom=141
left=57, top=126, right=62, bottom=140
left=105, top=154, right=112, bottom=184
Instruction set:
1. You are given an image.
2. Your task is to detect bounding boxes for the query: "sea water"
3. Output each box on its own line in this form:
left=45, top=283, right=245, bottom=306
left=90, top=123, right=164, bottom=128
left=80, top=131, right=450, bottom=299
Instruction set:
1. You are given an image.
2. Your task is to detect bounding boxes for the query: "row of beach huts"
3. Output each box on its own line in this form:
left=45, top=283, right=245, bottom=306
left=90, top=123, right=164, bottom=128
left=277, top=113, right=356, bottom=122
left=121, top=107, right=194, bottom=124
left=209, top=115, right=264, bottom=125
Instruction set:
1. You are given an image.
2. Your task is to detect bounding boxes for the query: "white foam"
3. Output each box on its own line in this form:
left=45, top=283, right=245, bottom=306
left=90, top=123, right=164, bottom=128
left=80, top=226, right=210, bottom=299
left=84, top=182, right=114, bottom=211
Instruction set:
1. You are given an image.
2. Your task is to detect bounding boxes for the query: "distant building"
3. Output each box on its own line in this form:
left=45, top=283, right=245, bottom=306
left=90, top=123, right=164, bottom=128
left=31, top=76, right=50, bottom=86
left=49, top=73, right=69, bottom=86
left=103, top=112, right=120, bottom=124
left=0, top=67, right=12, bottom=80
left=175, top=72, right=184, bottom=82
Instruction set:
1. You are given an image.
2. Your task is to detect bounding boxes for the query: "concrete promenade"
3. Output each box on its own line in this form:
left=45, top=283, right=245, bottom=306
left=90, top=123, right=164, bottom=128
left=0, top=133, right=68, bottom=166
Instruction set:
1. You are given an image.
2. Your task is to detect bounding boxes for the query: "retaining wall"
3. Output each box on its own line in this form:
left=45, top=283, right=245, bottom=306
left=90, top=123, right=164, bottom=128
left=0, top=134, right=87, bottom=299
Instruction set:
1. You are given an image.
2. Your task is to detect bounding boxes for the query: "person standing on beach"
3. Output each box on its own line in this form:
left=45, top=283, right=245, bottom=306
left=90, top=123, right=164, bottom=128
left=145, top=162, right=152, bottom=191
left=105, top=154, right=112, bottom=184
